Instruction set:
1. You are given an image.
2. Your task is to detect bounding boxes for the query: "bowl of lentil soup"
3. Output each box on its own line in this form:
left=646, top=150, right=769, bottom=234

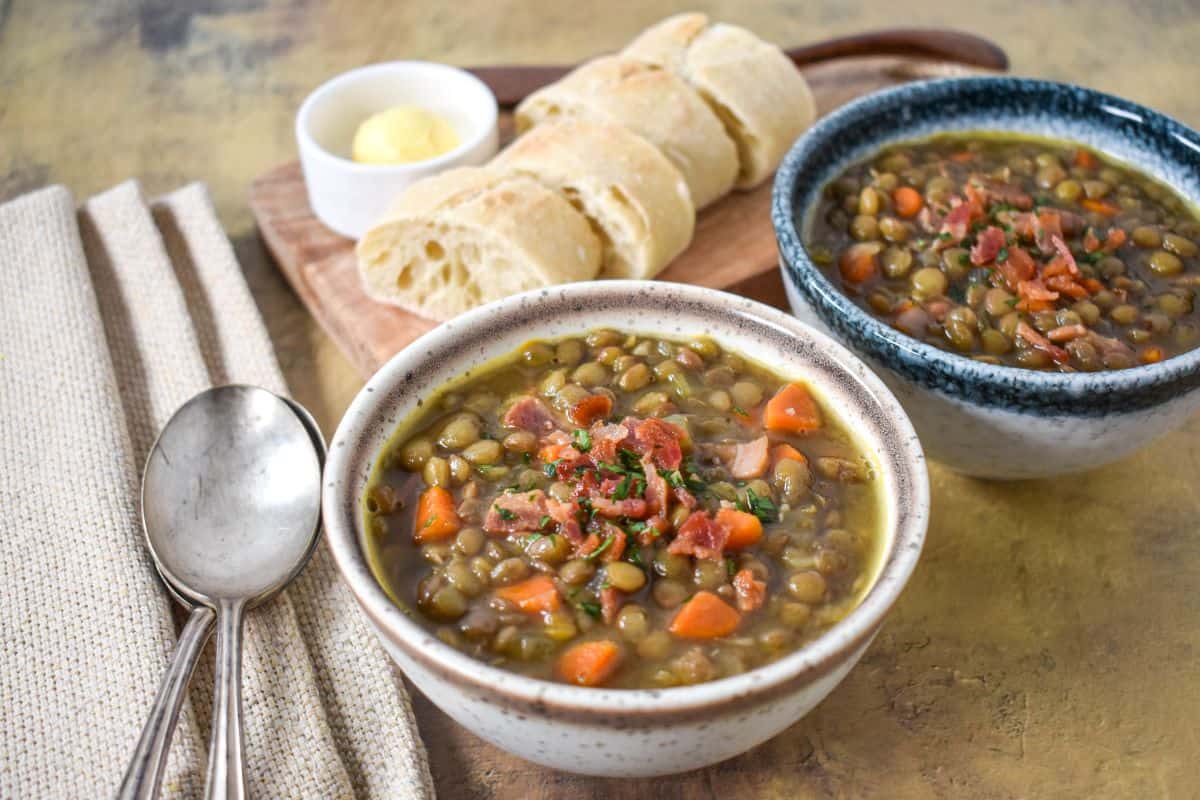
left=323, top=281, right=927, bottom=776
left=773, top=77, right=1200, bottom=478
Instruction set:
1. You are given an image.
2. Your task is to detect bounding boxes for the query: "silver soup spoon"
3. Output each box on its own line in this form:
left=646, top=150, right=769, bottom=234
left=117, top=386, right=325, bottom=800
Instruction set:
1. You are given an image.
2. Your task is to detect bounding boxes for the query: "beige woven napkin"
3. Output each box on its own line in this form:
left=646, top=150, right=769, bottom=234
left=0, top=181, right=435, bottom=799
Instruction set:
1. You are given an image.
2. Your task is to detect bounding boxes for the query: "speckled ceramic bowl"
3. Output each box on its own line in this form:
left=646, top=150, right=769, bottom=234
left=774, top=76, right=1200, bottom=479
left=323, top=281, right=928, bottom=777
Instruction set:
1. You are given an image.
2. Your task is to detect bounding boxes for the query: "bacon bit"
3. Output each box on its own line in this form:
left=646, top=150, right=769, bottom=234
left=1103, top=227, right=1127, bottom=252
left=939, top=200, right=974, bottom=245
left=729, top=436, right=769, bottom=480
left=630, top=418, right=684, bottom=470
left=1016, top=278, right=1059, bottom=309
left=1083, top=228, right=1102, bottom=253
left=970, top=226, right=1007, bottom=265
left=1016, top=321, right=1070, bottom=364
left=568, top=394, right=612, bottom=427
left=590, top=496, right=648, bottom=519
left=668, top=511, right=730, bottom=561
left=1044, top=274, right=1090, bottom=300
left=672, top=486, right=698, bottom=510
left=984, top=180, right=1033, bottom=210
left=589, top=422, right=633, bottom=464
left=1049, top=235, right=1079, bottom=276
left=1047, top=324, right=1088, bottom=343
left=924, top=299, right=952, bottom=322
left=600, top=586, right=622, bottom=624
left=1090, top=332, right=1136, bottom=362
left=503, top=396, right=561, bottom=434
left=1034, top=210, right=1065, bottom=254
left=997, top=246, right=1037, bottom=291
left=484, top=490, right=551, bottom=535
left=602, top=527, right=627, bottom=563
left=732, top=569, right=767, bottom=613
left=642, top=459, right=668, bottom=517
left=915, top=205, right=942, bottom=234
left=545, top=497, right=583, bottom=544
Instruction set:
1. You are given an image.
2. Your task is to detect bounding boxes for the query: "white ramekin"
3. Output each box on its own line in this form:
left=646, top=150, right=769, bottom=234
left=295, top=61, right=499, bottom=239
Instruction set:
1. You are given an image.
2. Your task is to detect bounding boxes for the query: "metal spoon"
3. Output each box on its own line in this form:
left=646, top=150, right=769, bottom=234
left=117, top=386, right=325, bottom=800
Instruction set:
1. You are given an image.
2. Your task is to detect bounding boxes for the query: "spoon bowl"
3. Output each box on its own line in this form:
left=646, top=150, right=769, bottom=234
left=142, top=385, right=323, bottom=605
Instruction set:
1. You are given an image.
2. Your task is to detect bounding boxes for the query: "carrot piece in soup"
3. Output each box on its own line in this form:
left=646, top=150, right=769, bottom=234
left=668, top=590, right=742, bottom=639
left=494, top=575, right=561, bottom=614
left=892, top=186, right=923, bottom=218
left=716, top=508, right=763, bottom=550
left=557, top=640, right=624, bottom=686
left=838, top=243, right=879, bottom=284
left=414, top=487, right=461, bottom=543
left=764, top=383, right=822, bottom=433
left=568, top=393, right=613, bottom=426
left=770, top=443, right=806, bottom=468
left=1081, top=198, right=1120, bottom=217
left=1074, top=149, right=1098, bottom=169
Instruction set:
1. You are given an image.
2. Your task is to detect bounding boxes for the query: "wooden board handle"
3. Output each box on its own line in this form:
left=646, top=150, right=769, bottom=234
left=469, top=27, right=1008, bottom=107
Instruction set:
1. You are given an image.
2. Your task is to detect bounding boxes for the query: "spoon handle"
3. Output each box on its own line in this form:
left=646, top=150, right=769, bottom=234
left=117, top=605, right=216, bottom=800
left=204, top=600, right=247, bottom=800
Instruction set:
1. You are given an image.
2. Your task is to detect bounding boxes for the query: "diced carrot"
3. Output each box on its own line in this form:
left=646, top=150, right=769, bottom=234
left=1074, top=149, right=1098, bottom=169
left=557, top=640, right=624, bottom=687
left=1083, top=278, right=1105, bottom=294
left=668, top=591, right=742, bottom=639
left=838, top=243, right=879, bottom=284
left=538, top=442, right=572, bottom=464
left=414, top=487, right=461, bottom=543
left=1081, top=198, right=1120, bottom=217
left=764, top=383, right=822, bottom=434
left=494, top=575, right=560, bottom=614
left=1140, top=346, right=1165, bottom=364
left=892, top=186, right=923, bottom=218
left=568, top=394, right=612, bottom=426
left=950, top=151, right=974, bottom=162
left=770, top=443, right=806, bottom=469
left=716, top=508, right=763, bottom=550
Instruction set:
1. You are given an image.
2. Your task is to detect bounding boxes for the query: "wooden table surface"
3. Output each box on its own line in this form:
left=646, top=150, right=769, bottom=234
left=4, top=2, right=1199, bottom=797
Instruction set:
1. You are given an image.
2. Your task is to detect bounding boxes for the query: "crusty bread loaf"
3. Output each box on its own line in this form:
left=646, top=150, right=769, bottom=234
left=493, top=120, right=695, bottom=279
left=624, top=13, right=816, bottom=189
left=515, top=55, right=738, bottom=209
left=356, top=167, right=602, bottom=321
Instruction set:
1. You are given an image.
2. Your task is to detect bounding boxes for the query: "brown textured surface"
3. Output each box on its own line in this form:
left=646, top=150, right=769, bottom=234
left=3, top=3, right=1199, bottom=798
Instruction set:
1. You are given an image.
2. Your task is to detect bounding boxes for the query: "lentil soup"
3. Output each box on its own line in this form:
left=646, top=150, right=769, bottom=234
left=805, top=133, right=1200, bottom=372
left=364, top=331, right=884, bottom=689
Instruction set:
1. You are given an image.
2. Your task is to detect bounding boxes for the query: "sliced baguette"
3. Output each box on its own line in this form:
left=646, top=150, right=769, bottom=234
left=494, top=119, right=695, bottom=279
left=515, top=55, right=738, bottom=209
left=356, top=167, right=602, bottom=321
left=624, top=13, right=816, bottom=189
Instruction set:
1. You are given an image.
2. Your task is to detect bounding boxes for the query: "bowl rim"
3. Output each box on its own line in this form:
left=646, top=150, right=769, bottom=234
left=322, top=280, right=929, bottom=720
left=772, top=75, right=1200, bottom=414
left=295, top=59, right=499, bottom=175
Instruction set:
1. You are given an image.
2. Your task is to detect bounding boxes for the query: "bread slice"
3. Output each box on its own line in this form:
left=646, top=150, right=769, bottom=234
left=625, top=13, right=816, bottom=189
left=356, top=167, right=602, bottom=321
left=515, top=56, right=738, bottom=209
left=494, top=120, right=695, bottom=279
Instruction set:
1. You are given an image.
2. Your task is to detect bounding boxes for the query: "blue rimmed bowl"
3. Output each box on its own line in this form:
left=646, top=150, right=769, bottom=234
left=773, top=76, right=1200, bottom=479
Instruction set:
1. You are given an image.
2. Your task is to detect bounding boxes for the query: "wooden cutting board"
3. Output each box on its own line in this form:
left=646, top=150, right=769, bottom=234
left=250, top=57, right=983, bottom=378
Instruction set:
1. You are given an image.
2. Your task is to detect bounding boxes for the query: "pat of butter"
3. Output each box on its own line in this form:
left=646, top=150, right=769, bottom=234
left=352, top=106, right=460, bottom=164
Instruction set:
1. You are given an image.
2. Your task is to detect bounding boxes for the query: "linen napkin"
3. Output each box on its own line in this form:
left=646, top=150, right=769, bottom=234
left=0, top=181, right=435, bottom=799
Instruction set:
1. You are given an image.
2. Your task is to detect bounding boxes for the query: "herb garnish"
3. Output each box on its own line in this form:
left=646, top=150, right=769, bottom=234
left=626, top=543, right=645, bottom=569
left=725, top=556, right=738, bottom=578
left=737, top=488, right=778, bottom=524
left=996, top=247, right=1009, bottom=263
left=579, top=600, right=602, bottom=619
left=542, top=459, right=562, bottom=478
left=495, top=506, right=517, bottom=521
left=585, top=534, right=615, bottom=561
left=573, top=428, right=592, bottom=452
left=538, top=515, right=552, bottom=529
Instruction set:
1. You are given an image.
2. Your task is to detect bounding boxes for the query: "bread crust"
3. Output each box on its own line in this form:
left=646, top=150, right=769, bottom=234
left=357, top=167, right=602, bottom=320
left=494, top=119, right=694, bottom=279
left=624, top=13, right=816, bottom=189
left=515, top=55, right=738, bottom=209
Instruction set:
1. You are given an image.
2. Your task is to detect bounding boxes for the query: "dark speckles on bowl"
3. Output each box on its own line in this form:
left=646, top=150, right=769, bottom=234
left=772, top=76, right=1200, bottom=478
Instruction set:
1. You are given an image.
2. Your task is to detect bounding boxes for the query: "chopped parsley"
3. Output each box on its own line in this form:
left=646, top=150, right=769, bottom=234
left=996, top=247, right=1009, bottom=263
left=731, top=405, right=749, bottom=417
left=572, top=428, right=592, bottom=452
left=521, top=451, right=532, bottom=464
left=495, top=505, right=517, bottom=521
left=737, top=488, right=779, bottom=525
left=579, top=600, right=602, bottom=619
left=612, top=474, right=633, bottom=500
left=958, top=252, right=971, bottom=266
left=938, top=231, right=953, bottom=241
left=625, top=520, right=648, bottom=534
left=538, top=515, right=552, bottom=530
left=542, top=459, right=562, bottom=478
left=725, top=556, right=738, bottom=578
left=584, top=534, right=615, bottom=561
left=618, top=448, right=642, bottom=471
left=524, top=532, right=544, bottom=545
left=626, top=543, right=646, bottom=569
